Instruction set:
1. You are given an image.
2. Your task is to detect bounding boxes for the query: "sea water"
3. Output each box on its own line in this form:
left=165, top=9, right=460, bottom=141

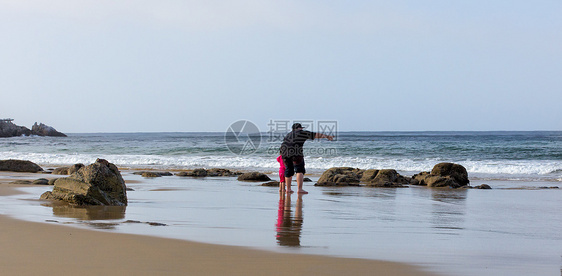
left=1, top=131, right=561, bottom=276
left=0, top=131, right=560, bottom=181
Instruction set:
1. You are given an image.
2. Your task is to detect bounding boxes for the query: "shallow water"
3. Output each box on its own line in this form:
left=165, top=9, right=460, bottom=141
left=1, top=173, right=561, bottom=276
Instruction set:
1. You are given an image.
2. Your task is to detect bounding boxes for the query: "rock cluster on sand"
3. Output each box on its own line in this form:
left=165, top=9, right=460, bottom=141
left=316, top=167, right=410, bottom=187
left=316, top=162, right=472, bottom=189
left=175, top=168, right=242, bottom=177
left=132, top=171, right=173, bottom=178
left=0, top=159, right=43, bottom=173
left=40, top=159, right=128, bottom=206
left=0, top=119, right=66, bottom=137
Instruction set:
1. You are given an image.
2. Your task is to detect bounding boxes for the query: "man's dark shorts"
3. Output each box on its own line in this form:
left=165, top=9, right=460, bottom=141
left=282, top=156, right=305, bottom=178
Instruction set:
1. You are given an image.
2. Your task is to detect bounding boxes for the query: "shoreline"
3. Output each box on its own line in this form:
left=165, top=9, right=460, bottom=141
left=0, top=182, right=437, bottom=276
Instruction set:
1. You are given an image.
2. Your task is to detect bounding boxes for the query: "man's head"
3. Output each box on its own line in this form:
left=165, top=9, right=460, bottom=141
left=292, top=123, right=304, bottom=130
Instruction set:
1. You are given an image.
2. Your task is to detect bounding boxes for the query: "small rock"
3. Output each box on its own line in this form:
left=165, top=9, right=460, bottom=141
left=473, top=184, right=492, bottom=189
left=10, top=180, right=32, bottom=185
left=141, top=172, right=161, bottom=178
left=261, top=181, right=281, bottom=187
left=237, top=172, right=271, bottom=182
left=32, top=178, right=50, bottom=185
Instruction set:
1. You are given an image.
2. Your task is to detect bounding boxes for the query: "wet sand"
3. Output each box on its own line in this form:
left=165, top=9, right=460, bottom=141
left=0, top=182, right=436, bottom=276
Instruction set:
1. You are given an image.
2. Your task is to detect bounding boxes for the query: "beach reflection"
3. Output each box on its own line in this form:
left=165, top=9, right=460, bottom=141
left=276, top=193, right=304, bottom=247
left=46, top=202, right=126, bottom=221
left=429, top=189, right=467, bottom=232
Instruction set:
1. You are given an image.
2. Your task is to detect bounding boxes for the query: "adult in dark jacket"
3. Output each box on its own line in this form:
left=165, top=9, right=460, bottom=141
left=280, top=123, right=334, bottom=194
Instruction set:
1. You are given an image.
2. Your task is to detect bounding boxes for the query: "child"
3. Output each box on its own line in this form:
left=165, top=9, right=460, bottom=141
left=276, top=155, right=285, bottom=192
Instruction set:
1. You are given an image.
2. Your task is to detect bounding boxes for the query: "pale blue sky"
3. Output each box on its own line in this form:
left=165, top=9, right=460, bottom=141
left=1, top=0, right=561, bottom=132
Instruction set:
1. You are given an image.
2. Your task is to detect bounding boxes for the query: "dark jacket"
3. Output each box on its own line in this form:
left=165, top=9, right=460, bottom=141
left=279, top=130, right=315, bottom=157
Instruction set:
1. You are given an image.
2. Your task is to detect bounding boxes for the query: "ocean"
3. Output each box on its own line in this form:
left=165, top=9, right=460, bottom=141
left=1, top=131, right=562, bottom=276
left=0, top=131, right=561, bottom=182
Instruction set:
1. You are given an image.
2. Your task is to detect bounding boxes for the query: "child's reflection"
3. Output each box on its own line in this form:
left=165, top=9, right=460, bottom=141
left=275, top=192, right=303, bottom=247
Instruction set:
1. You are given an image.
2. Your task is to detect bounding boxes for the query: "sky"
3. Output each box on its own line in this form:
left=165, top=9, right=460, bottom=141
left=1, top=0, right=561, bottom=133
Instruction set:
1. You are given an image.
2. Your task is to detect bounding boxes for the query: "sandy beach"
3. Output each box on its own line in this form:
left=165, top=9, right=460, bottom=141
left=0, top=181, right=436, bottom=276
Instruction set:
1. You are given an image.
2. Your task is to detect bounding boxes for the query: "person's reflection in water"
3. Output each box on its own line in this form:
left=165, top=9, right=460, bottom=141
left=275, top=192, right=304, bottom=247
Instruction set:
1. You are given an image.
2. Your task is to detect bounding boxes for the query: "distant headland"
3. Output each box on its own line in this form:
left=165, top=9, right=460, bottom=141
left=0, top=118, right=66, bottom=137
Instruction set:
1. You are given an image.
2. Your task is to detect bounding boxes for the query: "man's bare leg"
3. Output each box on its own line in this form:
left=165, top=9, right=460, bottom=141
left=285, top=177, right=294, bottom=193
left=296, top=173, right=308, bottom=194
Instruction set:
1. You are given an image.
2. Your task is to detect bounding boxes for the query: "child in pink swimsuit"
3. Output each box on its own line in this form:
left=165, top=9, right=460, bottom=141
left=277, top=155, right=285, bottom=192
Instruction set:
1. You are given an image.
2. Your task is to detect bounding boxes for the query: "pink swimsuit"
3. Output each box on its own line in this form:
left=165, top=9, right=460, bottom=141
left=277, top=155, right=285, bottom=183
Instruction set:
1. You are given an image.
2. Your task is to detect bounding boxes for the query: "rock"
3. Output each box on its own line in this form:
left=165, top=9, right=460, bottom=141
left=207, top=168, right=240, bottom=176
left=52, top=164, right=84, bottom=175
left=0, top=159, right=43, bottom=173
left=412, top=163, right=469, bottom=188
left=316, top=167, right=408, bottom=187
left=52, top=167, right=70, bottom=175
left=48, top=178, right=58, bottom=185
left=473, top=184, right=492, bottom=189
left=32, top=178, right=50, bottom=185
left=174, top=168, right=240, bottom=177
left=10, top=180, right=32, bottom=185
left=0, top=119, right=31, bottom=137
left=132, top=171, right=172, bottom=177
left=365, top=169, right=409, bottom=188
left=68, top=163, right=85, bottom=174
left=40, top=159, right=128, bottom=206
left=360, top=169, right=380, bottom=182
left=175, top=168, right=208, bottom=177
left=31, top=122, right=67, bottom=137
left=261, top=181, right=281, bottom=187
left=237, top=172, right=271, bottom=182
left=141, top=172, right=161, bottom=178
left=431, top=162, right=469, bottom=186
left=303, top=177, right=313, bottom=182
left=316, top=167, right=362, bottom=186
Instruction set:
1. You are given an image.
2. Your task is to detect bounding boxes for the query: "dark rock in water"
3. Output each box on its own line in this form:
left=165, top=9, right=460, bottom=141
left=303, top=177, right=313, bottom=182
left=32, top=178, right=50, bottom=185
left=0, top=159, right=43, bottom=173
left=0, top=119, right=31, bottom=137
left=48, top=178, right=58, bottom=185
left=473, top=184, right=492, bottom=189
left=262, top=181, right=281, bottom=187
left=40, top=158, right=128, bottom=206
left=31, top=122, right=67, bottom=137
left=411, top=163, right=469, bottom=188
left=237, top=172, right=271, bottom=182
